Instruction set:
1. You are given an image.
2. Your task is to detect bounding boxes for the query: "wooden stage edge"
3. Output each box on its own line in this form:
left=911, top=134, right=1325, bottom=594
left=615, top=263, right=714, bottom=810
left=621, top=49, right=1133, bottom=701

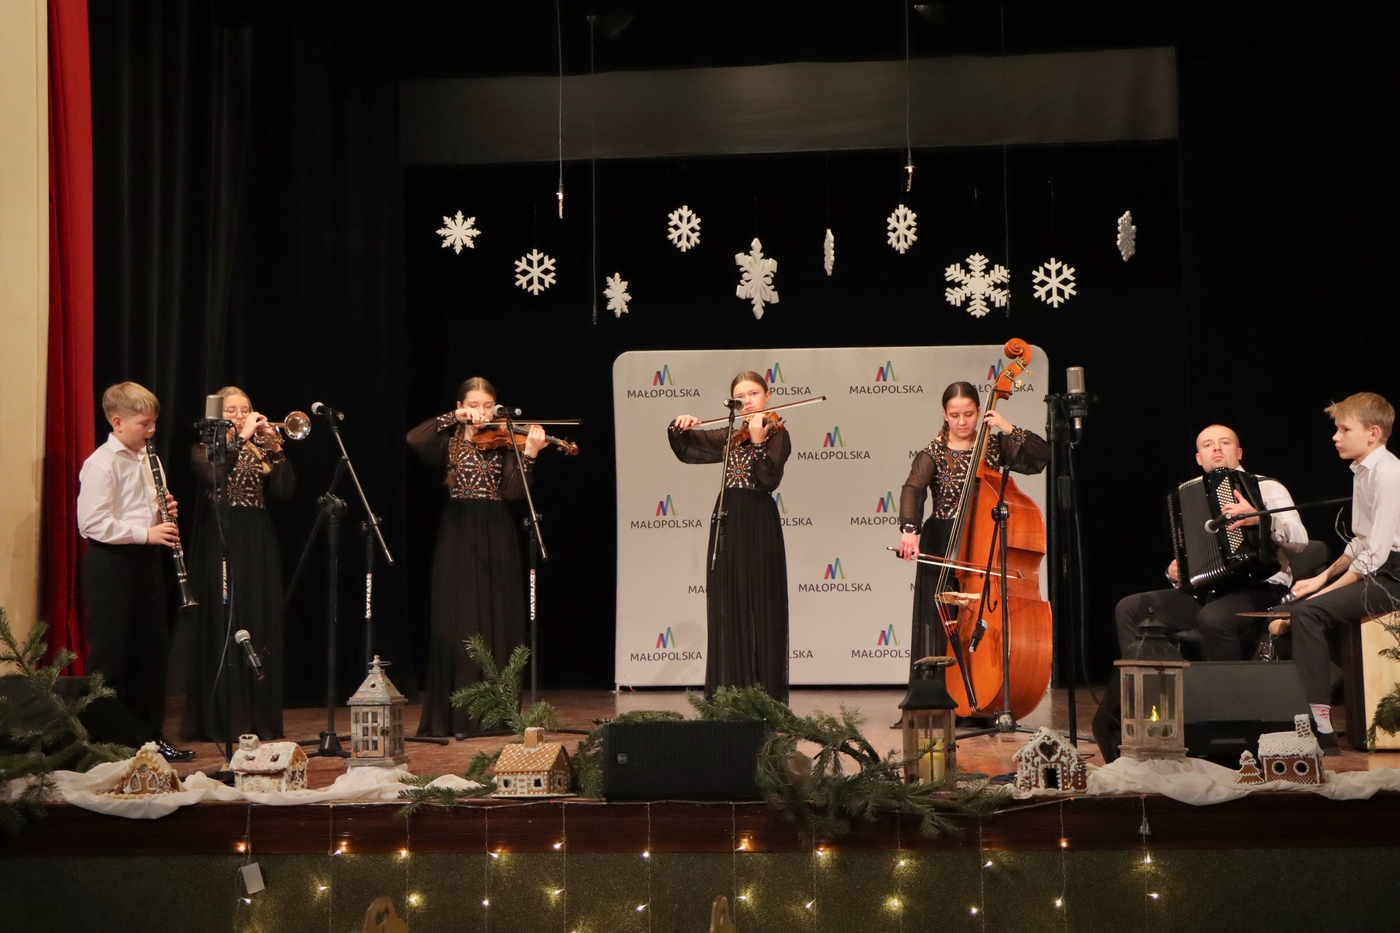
left=9, top=792, right=1400, bottom=858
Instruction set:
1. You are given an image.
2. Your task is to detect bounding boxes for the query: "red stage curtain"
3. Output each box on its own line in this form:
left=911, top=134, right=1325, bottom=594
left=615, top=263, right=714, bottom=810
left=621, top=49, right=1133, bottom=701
left=43, top=0, right=95, bottom=671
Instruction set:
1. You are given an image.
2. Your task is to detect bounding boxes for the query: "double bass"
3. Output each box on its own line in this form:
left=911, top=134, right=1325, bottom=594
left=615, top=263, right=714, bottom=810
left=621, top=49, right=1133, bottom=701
left=931, top=339, right=1053, bottom=720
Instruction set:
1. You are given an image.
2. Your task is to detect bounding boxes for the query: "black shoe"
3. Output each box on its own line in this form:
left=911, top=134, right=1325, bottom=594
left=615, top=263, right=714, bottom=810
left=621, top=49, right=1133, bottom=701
left=155, top=738, right=196, bottom=762
left=1316, top=729, right=1341, bottom=757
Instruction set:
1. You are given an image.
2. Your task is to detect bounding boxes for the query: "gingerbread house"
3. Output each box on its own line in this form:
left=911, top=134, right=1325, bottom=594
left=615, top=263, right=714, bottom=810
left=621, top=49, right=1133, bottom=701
left=103, top=742, right=183, bottom=797
left=1013, top=727, right=1088, bottom=792
left=231, top=734, right=309, bottom=793
left=493, top=727, right=570, bottom=797
left=1253, top=715, right=1325, bottom=786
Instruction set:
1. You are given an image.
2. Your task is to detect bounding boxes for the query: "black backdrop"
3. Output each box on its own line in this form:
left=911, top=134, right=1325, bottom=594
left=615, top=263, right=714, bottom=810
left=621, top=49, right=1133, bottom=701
left=88, top=2, right=1398, bottom=708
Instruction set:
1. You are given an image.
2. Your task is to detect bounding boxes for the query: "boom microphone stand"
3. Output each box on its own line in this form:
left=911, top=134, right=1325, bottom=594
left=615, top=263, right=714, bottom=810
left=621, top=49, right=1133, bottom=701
left=502, top=408, right=548, bottom=705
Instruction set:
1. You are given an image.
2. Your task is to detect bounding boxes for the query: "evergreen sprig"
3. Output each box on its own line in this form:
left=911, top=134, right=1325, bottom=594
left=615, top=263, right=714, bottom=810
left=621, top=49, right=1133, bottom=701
left=0, top=609, right=132, bottom=835
left=448, top=635, right=561, bottom=736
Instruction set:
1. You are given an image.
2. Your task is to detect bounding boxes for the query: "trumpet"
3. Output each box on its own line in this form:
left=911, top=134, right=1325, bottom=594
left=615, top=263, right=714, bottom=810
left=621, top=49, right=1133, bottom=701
left=252, top=410, right=311, bottom=446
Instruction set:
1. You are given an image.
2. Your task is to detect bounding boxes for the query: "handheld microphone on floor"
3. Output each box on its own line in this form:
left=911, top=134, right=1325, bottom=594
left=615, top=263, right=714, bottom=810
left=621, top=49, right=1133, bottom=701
left=234, top=630, right=266, bottom=680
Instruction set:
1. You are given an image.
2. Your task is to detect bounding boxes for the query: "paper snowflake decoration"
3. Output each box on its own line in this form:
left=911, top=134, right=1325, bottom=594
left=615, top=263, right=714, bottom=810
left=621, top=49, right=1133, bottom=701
left=735, top=237, right=778, bottom=319
left=1031, top=257, right=1077, bottom=308
left=436, top=211, right=480, bottom=254
left=944, top=253, right=1010, bottom=318
left=823, top=228, right=835, bottom=276
left=666, top=205, right=702, bottom=252
left=604, top=273, right=631, bottom=317
left=886, top=204, right=918, bottom=254
left=513, top=249, right=556, bottom=295
left=1117, top=210, right=1136, bottom=261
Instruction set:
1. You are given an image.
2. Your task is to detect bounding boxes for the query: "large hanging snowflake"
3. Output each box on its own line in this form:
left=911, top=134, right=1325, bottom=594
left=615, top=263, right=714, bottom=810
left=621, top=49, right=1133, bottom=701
left=666, top=205, right=702, bottom=252
left=944, top=253, right=1010, bottom=318
left=1117, top=210, right=1136, bottom=261
left=513, top=249, right=556, bottom=295
left=1031, top=257, right=1077, bottom=308
left=735, top=238, right=778, bottom=319
left=823, top=228, right=835, bottom=276
left=886, top=204, right=918, bottom=254
left=604, top=272, right=631, bottom=317
left=436, top=211, right=480, bottom=254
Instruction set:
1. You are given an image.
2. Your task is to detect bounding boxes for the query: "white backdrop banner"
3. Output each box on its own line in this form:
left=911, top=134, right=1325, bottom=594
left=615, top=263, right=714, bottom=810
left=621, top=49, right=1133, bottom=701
left=613, top=345, right=1049, bottom=688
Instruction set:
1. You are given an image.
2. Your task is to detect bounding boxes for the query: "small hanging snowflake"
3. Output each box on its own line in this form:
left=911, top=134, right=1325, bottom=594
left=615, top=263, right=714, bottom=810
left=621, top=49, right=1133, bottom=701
left=513, top=249, right=556, bottom=295
left=604, top=272, right=631, bottom=317
left=734, top=237, right=778, bottom=319
left=823, top=228, right=835, bottom=276
left=1031, top=257, right=1077, bottom=308
left=1117, top=210, right=1136, bottom=261
left=886, top=204, right=918, bottom=254
left=436, top=211, right=480, bottom=254
left=666, top=205, right=702, bottom=252
left=944, top=253, right=1010, bottom=318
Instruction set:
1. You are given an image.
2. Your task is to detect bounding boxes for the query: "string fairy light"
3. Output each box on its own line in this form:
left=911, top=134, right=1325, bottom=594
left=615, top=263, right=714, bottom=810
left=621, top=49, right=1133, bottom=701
left=560, top=801, right=568, bottom=933
left=973, top=815, right=987, bottom=930
left=644, top=801, right=653, bottom=933
left=483, top=808, right=492, bottom=932
left=1141, top=795, right=1158, bottom=931
left=1057, top=799, right=1069, bottom=930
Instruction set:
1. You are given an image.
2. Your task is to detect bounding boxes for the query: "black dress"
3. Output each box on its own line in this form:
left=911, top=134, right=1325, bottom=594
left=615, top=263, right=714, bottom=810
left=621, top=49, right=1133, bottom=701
left=180, top=436, right=293, bottom=742
left=410, top=413, right=536, bottom=737
left=668, top=421, right=791, bottom=703
left=897, top=427, right=1050, bottom=673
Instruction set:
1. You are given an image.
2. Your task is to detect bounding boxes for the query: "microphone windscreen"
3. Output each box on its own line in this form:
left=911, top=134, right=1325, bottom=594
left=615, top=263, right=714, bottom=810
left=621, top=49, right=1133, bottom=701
left=234, top=629, right=251, bottom=644
left=1066, top=366, right=1086, bottom=396
left=205, top=394, right=225, bottom=420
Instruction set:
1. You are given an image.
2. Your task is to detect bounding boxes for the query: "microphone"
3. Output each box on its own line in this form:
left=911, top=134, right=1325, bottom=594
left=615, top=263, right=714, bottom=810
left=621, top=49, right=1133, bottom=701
left=234, top=629, right=266, bottom=680
left=204, top=394, right=224, bottom=420
left=722, top=398, right=746, bottom=410
left=968, top=618, right=988, bottom=653
left=1066, top=367, right=1089, bottom=432
left=311, top=401, right=344, bottom=422
left=493, top=404, right=523, bottom=418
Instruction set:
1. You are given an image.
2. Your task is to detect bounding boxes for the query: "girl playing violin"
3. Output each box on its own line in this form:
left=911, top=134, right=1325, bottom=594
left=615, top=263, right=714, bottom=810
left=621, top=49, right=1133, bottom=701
left=896, top=381, right=1049, bottom=672
left=408, top=377, right=547, bottom=738
left=181, top=387, right=295, bottom=742
left=669, top=371, right=791, bottom=703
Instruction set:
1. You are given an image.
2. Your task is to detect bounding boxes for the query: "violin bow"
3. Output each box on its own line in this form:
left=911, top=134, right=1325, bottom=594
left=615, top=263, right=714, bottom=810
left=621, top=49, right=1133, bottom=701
left=688, top=395, right=827, bottom=429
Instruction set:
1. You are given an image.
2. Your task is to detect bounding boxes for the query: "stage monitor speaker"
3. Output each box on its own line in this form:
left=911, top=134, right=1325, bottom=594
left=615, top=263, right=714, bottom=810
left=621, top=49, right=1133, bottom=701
left=0, top=675, right=149, bottom=755
left=600, top=720, right=768, bottom=801
left=1182, top=661, right=1310, bottom=765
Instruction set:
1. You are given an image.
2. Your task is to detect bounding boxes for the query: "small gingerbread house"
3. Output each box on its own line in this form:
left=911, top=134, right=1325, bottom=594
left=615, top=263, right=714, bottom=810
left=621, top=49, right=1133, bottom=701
left=231, top=734, right=309, bottom=793
left=103, top=742, right=183, bottom=797
left=1254, top=715, right=1325, bottom=786
left=493, top=727, right=570, bottom=796
left=1013, top=727, right=1088, bottom=793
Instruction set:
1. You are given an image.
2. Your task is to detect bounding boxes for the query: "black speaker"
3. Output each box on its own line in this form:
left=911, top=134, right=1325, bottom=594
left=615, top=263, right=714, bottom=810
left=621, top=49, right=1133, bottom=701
left=600, top=720, right=768, bottom=800
left=1182, top=661, right=1310, bottom=765
left=0, top=675, right=148, bottom=754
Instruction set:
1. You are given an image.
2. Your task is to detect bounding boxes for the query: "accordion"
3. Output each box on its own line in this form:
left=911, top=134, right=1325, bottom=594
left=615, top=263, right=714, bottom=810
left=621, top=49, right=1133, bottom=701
left=1167, top=468, right=1279, bottom=596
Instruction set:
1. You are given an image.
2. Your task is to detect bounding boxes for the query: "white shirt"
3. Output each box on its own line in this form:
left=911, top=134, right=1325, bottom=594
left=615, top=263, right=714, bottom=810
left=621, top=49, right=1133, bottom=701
left=1344, top=445, right=1400, bottom=576
left=1255, top=475, right=1309, bottom=587
left=77, top=434, right=159, bottom=545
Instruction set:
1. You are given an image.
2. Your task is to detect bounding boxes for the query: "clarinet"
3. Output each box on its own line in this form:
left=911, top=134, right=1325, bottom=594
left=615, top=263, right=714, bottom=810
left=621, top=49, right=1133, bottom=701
left=145, top=438, right=198, bottom=609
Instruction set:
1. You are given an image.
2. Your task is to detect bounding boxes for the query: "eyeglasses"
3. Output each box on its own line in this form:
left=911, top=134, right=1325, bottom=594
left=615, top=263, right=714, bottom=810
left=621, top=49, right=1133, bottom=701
left=223, top=406, right=252, bottom=416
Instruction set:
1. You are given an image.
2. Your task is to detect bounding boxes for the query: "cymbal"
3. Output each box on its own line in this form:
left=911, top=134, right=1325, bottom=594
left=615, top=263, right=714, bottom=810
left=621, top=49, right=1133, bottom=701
left=1236, top=610, right=1291, bottom=618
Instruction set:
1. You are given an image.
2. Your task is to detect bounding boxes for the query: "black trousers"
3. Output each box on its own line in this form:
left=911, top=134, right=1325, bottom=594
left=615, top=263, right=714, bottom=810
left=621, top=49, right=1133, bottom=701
left=83, top=541, right=171, bottom=740
left=1289, top=553, right=1400, bottom=705
left=1115, top=583, right=1289, bottom=661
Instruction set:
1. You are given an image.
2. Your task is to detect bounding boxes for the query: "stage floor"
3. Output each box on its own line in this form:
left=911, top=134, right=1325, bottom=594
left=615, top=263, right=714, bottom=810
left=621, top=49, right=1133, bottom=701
left=164, top=685, right=1398, bottom=788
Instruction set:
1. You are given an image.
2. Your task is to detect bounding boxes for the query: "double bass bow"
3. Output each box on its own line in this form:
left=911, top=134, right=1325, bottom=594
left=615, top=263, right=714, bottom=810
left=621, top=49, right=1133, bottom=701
left=931, top=338, right=1053, bottom=721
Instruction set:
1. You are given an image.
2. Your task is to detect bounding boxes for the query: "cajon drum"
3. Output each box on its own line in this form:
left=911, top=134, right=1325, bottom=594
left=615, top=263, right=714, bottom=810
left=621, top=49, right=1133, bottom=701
left=1362, top=613, right=1400, bottom=751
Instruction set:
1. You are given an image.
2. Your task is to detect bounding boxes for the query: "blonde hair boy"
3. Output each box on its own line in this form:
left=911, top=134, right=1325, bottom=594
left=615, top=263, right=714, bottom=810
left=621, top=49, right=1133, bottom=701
left=101, top=381, right=160, bottom=422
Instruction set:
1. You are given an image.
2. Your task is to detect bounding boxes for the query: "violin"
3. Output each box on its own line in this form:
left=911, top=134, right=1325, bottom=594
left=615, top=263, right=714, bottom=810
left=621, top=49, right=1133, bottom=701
left=470, top=423, right=579, bottom=456
left=727, top=411, right=785, bottom=451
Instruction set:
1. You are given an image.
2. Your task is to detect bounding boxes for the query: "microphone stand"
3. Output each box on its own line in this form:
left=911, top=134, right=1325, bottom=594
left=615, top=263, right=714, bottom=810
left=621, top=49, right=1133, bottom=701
left=503, top=410, right=548, bottom=706
left=1206, top=497, right=1352, bottom=533
left=710, top=405, right=741, bottom=571
left=196, top=416, right=239, bottom=783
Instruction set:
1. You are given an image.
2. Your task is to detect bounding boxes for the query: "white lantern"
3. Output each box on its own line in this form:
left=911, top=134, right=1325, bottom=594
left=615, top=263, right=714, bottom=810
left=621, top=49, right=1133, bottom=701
left=347, top=655, right=407, bottom=768
left=1115, top=612, right=1189, bottom=761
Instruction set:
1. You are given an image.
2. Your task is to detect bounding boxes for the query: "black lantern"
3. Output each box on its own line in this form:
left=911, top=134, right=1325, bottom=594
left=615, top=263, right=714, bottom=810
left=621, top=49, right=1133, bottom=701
left=899, top=655, right=959, bottom=783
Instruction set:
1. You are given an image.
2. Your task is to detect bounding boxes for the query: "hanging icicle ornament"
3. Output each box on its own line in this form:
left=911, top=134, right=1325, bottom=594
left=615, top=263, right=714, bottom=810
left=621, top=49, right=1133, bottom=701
left=823, top=229, right=835, bottom=276
left=734, top=238, right=778, bottom=319
left=604, top=273, right=631, bottom=317
left=557, top=182, right=565, bottom=220
left=514, top=250, right=557, bottom=295
left=886, top=204, right=918, bottom=254
left=944, top=253, right=1010, bottom=318
left=904, top=153, right=915, bottom=193
left=1117, top=210, right=1137, bottom=261
left=667, top=205, right=702, bottom=252
left=1031, top=258, right=1077, bottom=307
left=436, top=211, right=481, bottom=254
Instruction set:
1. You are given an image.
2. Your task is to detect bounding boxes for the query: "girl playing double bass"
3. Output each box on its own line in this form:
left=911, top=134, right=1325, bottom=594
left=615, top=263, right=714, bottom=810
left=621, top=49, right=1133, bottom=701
left=896, top=381, right=1049, bottom=672
left=669, top=371, right=791, bottom=703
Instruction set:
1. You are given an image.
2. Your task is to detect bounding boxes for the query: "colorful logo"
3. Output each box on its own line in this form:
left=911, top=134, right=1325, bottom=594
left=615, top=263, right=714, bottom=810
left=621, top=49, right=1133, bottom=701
left=875, top=361, right=897, bottom=382
left=773, top=492, right=786, bottom=514
left=656, top=495, right=676, bottom=517
left=876, top=492, right=895, bottom=513
left=656, top=627, right=676, bottom=649
left=823, top=426, right=844, bottom=448
left=653, top=365, right=674, bottom=386
left=877, top=624, right=899, bottom=647
left=824, top=558, right=846, bottom=580
left=987, top=360, right=1005, bottom=381
left=765, top=362, right=785, bottom=385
